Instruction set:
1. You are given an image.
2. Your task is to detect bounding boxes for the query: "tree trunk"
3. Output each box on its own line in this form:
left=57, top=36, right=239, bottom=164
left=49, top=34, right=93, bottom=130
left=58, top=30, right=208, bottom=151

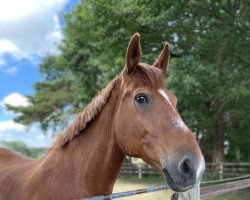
left=212, top=111, right=224, bottom=168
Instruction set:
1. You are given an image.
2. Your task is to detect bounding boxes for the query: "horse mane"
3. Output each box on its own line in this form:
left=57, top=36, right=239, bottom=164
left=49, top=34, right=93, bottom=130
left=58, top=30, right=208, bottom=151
left=55, top=75, right=121, bottom=148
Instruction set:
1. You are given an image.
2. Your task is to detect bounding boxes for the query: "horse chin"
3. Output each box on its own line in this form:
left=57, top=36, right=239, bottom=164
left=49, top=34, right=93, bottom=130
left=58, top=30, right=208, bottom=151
left=163, top=169, right=191, bottom=192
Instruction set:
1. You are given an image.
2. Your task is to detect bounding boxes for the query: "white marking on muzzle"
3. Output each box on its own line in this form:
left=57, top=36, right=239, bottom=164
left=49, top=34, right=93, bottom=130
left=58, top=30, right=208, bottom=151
left=158, top=89, right=189, bottom=132
left=196, top=156, right=205, bottom=180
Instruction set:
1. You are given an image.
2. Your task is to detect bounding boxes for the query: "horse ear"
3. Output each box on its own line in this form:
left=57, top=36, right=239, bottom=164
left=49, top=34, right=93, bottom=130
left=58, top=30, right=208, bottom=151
left=126, top=33, right=141, bottom=74
left=153, top=43, right=170, bottom=74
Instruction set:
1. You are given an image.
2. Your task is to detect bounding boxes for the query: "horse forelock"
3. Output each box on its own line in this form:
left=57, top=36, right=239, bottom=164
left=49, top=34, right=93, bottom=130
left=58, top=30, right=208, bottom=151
left=54, top=64, right=163, bottom=148
left=127, top=63, right=164, bottom=88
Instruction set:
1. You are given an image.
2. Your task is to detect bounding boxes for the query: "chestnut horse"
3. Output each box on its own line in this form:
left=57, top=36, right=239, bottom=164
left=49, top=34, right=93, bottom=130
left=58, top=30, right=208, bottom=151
left=0, top=33, right=205, bottom=200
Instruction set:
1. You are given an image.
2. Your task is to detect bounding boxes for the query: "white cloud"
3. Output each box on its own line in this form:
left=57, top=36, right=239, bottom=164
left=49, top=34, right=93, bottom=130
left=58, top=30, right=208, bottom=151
left=0, top=97, right=54, bottom=147
left=5, top=67, right=18, bottom=75
left=0, top=0, right=67, bottom=59
left=37, top=134, right=45, bottom=140
left=0, top=94, right=53, bottom=148
left=0, top=120, right=52, bottom=147
left=0, top=65, right=18, bottom=75
left=1, top=92, right=30, bottom=108
left=0, top=57, right=5, bottom=66
left=0, top=120, right=25, bottom=132
left=0, top=39, right=18, bottom=55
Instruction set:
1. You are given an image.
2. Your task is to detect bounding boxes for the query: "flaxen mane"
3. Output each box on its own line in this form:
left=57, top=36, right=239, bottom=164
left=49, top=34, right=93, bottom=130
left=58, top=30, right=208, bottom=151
left=56, top=75, right=121, bottom=147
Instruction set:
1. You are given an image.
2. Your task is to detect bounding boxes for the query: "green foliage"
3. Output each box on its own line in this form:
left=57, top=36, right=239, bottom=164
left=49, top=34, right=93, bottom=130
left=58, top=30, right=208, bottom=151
left=6, top=0, right=250, bottom=161
left=0, top=141, right=40, bottom=159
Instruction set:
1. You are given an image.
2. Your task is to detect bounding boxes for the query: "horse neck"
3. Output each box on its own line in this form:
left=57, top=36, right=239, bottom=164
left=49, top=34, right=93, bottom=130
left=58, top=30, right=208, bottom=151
left=37, top=80, right=125, bottom=198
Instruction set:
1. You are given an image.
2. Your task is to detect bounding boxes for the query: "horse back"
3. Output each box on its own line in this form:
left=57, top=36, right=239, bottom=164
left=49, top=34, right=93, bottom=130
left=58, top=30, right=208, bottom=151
left=0, top=147, right=31, bottom=166
left=0, top=148, right=35, bottom=199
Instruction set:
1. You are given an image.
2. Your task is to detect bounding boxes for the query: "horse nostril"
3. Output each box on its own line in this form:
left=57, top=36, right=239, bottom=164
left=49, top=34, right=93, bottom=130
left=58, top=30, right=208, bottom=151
left=183, top=160, right=189, bottom=173
left=180, top=159, right=192, bottom=179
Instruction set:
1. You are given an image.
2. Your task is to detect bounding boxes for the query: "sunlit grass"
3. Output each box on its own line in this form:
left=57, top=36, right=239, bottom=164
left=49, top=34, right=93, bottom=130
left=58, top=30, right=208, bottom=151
left=113, top=175, right=173, bottom=200
left=114, top=175, right=250, bottom=200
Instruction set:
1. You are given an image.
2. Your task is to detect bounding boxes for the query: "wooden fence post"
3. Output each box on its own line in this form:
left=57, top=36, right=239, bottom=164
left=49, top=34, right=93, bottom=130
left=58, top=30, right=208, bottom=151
left=219, top=161, right=223, bottom=180
left=138, top=166, right=142, bottom=179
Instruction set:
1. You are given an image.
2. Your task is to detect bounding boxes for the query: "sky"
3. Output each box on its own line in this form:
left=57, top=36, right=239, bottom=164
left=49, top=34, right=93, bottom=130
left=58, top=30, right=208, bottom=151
left=0, top=0, right=78, bottom=147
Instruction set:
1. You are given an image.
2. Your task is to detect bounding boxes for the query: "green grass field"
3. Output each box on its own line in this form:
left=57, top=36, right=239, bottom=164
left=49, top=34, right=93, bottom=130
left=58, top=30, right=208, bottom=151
left=113, top=176, right=250, bottom=200
left=205, top=188, right=250, bottom=200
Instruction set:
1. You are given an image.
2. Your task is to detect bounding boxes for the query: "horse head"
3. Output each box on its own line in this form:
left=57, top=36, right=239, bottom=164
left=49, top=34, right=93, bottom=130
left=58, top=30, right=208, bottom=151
left=114, top=33, right=205, bottom=192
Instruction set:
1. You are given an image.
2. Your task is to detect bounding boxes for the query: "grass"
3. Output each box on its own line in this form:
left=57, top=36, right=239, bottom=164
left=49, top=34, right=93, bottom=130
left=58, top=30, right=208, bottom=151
left=113, top=175, right=250, bottom=200
left=204, top=188, right=250, bottom=200
left=113, top=175, right=174, bottom=200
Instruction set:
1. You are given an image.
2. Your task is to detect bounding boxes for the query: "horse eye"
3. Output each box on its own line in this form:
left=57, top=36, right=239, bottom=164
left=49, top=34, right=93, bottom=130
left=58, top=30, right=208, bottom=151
left=135, top=94, right=149, bottom=104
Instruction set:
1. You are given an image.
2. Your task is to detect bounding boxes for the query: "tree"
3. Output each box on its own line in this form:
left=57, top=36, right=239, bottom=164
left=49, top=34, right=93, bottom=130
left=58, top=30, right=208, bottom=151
left=7, top=0, right=250, bottom=163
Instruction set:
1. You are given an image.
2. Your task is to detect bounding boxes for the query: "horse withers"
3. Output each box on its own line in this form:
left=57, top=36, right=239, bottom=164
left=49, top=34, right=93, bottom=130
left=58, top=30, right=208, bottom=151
left=0, top=33, right=205, bottom=200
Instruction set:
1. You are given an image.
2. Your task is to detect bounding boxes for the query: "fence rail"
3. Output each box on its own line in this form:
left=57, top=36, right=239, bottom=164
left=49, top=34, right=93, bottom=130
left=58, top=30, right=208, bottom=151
left=200, top=178, right=250, bottom=198
left=80, top=176, right=250, bottom=200
left=120, top=162, right=250, bottom=178
left=77, top=163, right=250, bottom=200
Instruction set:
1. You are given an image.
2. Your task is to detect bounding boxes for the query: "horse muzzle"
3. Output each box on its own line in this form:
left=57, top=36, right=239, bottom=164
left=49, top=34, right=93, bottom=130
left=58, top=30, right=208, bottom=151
left=162, top=154, right=205, bottom=192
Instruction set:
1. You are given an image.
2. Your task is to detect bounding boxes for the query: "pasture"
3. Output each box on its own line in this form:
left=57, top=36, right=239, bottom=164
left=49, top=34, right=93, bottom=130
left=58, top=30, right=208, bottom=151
left=113, top=176, right=250, bottom=200
left=205, top=188, right=250, bottom=200
left=113, top=176, right=173, bottom=199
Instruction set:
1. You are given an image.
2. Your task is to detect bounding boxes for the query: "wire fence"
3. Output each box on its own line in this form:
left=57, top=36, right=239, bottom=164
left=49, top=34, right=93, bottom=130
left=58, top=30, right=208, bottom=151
left=78, top=174, right=250, bottom=200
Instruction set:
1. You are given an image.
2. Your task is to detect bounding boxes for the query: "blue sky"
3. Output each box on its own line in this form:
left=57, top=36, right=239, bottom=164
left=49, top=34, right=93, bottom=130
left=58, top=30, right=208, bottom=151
left=0, top=0, right=78, bottom=147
